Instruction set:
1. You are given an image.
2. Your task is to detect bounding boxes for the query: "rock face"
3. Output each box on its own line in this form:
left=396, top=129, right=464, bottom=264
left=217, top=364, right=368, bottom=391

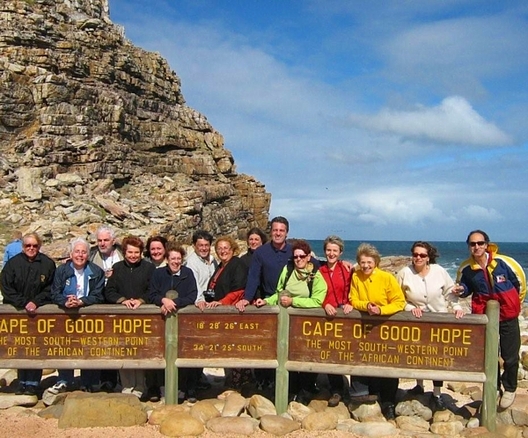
left=0, top=0, right=270, bottom=247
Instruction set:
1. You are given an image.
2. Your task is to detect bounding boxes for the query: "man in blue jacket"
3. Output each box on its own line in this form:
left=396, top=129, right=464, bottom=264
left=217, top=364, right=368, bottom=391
left=455, top=229, right=526, bottom=409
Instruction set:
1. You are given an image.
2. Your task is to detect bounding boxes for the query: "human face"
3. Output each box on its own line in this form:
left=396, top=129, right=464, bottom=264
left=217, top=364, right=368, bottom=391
left=358, top=255, right=376, bottom=276
left=271, top=222, right=287, bottom=248
left=97, top=231, right=114, bottom=255
left=149, top=241, right=166, bottom=264
left=468, top=233, right=488, bottom=258
left=194, top=238, right=211, bottom=259
left=22, top=237, right=40, bottom=260
left=124, top=245, right=142, bottom=264
left=247, top=233, right=263, bottom=251
left=293, top=250, right=309, bottom=270
left=216, top=240, right=234, bottom=264
left=324, top=243, right=342, bottom=267
left=71, top=243, right=89, bottom=269
left=411, top=246, right=429, bottom=269
left=167, top=250, right=183, bottom=274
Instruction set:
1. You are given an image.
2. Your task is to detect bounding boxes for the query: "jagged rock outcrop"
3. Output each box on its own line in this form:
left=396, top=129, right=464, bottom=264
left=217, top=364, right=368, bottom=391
left=0, top=0, right=270, bottom=248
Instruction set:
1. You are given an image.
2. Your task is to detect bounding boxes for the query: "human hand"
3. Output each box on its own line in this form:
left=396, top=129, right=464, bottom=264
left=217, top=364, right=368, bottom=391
left=254, top=298, right=267, bottom=307
left=411, top=308, right=423, bottom=318
left=367, top=302, right=380, bottom=315
left=324, top=304, right=337, bottom=316
left=25, top=301, right=37, bottom=314
left=279, top=295, right=292, bottom=307
left=206, top=301, right=221, bottom=308
left=195, top=300, right=207, bottom=312
left=235, top=299, right=249, bottom=312
left=342, top=304, right=353, bottom=314
left=454, top=309, right=465, bottom=319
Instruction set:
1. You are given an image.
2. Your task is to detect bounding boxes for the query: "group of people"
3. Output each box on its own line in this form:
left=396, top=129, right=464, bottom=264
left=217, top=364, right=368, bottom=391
left=0, top=220, right=526, bottom=417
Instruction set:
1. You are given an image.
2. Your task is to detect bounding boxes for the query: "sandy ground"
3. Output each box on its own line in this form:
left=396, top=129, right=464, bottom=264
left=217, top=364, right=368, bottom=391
left=0, top=370, right=493, bottom=438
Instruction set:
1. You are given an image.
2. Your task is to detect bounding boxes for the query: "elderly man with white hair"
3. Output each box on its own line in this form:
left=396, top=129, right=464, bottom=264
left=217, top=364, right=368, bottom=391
left=49, top=237, right=105, bottom=394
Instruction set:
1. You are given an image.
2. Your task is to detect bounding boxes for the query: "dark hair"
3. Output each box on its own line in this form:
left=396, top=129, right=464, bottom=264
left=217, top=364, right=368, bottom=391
left=166, top=242, right=186, bottom=259
left=411, top=241, right=439, bottom=264
left=122, top=236, right=144, bottom=254
left=247, top=227, right=268, bottom=244
left=291, top=239, right=311, bottom=257
left=465, top=229, right=490, bottom=245
left=192, top=230, right=214, bottom=245
left=144, top=235, right=168, bottom=258
left=271, top=216, right=289, bottom=232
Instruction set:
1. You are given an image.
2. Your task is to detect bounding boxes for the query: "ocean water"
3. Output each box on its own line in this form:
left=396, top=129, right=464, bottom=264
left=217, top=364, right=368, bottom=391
left=307, top=240, right=528, bottom=280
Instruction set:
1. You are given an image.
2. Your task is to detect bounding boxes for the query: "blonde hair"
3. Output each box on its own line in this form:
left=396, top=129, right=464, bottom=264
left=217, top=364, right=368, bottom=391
left=214, top=236, right=239, bottom=256
left=356, top=243, right=380, bottom=267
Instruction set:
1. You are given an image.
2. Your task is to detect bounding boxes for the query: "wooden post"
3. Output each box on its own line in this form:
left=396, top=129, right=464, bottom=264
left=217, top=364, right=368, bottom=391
left=275, top=305, right=290, bottom=413
left=164, top=312, right=179, bottom=405
left=482, top=300, right=499, bottom=431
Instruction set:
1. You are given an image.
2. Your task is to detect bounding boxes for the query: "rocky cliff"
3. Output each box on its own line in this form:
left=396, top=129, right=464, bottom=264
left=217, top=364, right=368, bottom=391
left=0, top=0, right=271, bottom=251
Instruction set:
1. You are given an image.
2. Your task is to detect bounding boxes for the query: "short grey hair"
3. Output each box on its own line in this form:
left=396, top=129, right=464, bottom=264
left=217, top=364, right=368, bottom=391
left=69, top=237, right=90, bottom=254
left=96, top=225, right=116, bottom=240
left=323, top=235, right=344, bottom=253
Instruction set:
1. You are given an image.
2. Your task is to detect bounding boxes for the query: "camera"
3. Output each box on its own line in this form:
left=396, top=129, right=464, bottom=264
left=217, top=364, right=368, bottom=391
left=203, top=289, right=216, bottom=303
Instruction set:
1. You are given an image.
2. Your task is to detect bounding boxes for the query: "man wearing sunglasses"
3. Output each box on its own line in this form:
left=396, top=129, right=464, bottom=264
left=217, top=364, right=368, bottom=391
left=1, top=232, right=56, bottom=396
left=454, top=230, right=526, bottom=409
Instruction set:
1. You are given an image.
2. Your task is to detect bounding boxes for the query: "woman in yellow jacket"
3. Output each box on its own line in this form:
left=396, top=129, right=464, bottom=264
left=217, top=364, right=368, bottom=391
left=348, top=243, right=405, bottom=420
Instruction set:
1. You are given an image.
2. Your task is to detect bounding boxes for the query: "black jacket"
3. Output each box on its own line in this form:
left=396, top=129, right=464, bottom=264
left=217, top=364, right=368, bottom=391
left=1, top=252, right=56, bottom=309
left=207, top=256, right=248, bottom=301
left=104, top=259, right=155, bottom=303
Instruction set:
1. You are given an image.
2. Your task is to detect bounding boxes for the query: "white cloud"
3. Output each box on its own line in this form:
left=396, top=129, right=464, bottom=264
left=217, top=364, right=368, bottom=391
left=348, top=96, right=511, bottom=146
left=461, top=205, right=502, bottom=221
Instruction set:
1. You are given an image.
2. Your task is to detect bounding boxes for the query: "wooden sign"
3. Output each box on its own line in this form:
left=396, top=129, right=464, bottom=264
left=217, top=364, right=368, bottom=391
left=178, top=312, right=277, bottom=360
left=289, top=314, right=486, bottom=372
left=0, top=313, right=165, bottom=361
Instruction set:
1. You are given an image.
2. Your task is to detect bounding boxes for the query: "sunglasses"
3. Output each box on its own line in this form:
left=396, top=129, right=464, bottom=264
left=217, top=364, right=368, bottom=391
left=24, top=244, right=39, bottom=248
left=293, top=254, right=307, bottom=260
left=412, top=253, right=428, bottom=258
left=469, top=241, right=487, bottom=247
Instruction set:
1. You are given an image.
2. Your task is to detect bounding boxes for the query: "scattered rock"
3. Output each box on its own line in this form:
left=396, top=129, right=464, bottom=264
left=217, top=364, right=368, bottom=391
left=247, top=394, right=276, bottom=418
left=301, top=410, right=338, bottom=431
left=259, top=414, right=301, bottom=435
left=57, top=392, right=147, bottom=428
left=206, top=416, right=259, bottom=435
left=159, top=412, right=204, bottom=437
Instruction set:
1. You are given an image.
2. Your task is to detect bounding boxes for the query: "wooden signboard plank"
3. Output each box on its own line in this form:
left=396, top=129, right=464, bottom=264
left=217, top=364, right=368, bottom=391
left=178, top=312, right=277, bottom=360
left=0, top=312, right=165, bottom=362
left=289, top=313, right=486, bottom=372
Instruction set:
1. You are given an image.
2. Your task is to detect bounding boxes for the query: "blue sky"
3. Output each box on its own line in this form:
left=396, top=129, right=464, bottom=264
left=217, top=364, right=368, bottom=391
left=109, top=0, right=528, bottom=242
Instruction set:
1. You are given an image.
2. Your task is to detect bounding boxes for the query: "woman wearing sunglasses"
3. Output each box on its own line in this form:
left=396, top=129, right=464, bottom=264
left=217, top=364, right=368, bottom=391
left=255, top=239, right=327, bottom=405
left=397, top=241, right=464, bottom=411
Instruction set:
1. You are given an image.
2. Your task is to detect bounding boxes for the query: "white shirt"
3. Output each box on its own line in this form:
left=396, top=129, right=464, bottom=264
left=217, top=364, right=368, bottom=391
left=397, top=264, right=461, bottom=313
left=185, top=250, right=218, bottom=303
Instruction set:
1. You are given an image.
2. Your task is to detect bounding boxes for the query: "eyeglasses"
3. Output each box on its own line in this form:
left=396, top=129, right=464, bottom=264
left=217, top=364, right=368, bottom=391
left=293, top=254, right=307, bottom=260
left=412, top=253, right=428, bottom=258
left=469, top=241, right=487, bottom=247
left=24, top=244, right=39, bottom=248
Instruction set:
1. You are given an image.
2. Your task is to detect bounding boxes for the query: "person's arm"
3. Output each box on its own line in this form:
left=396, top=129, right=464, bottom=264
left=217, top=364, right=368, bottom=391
left=104, top=270, right=124, bottom=304
left=148, top=271, right=164, bottom=306
left=50, top=268, right=67, bottom=307
left=349, top=275, right=369, bottom=312
left=243, top=250, right=264, bottom=301
left=379, top=274, right=406, bottom=316
left=292, top=272, right=327, bottom=308
left=175, top=270, right=198, bottom=308
left=33, top=260, right=55, bottom=307
left=81, top=266, right=105, bottom=306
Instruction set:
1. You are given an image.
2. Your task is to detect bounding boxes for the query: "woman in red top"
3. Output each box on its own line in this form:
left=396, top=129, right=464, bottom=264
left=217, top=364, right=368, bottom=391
left=320, top=235, right=353, bottom=407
